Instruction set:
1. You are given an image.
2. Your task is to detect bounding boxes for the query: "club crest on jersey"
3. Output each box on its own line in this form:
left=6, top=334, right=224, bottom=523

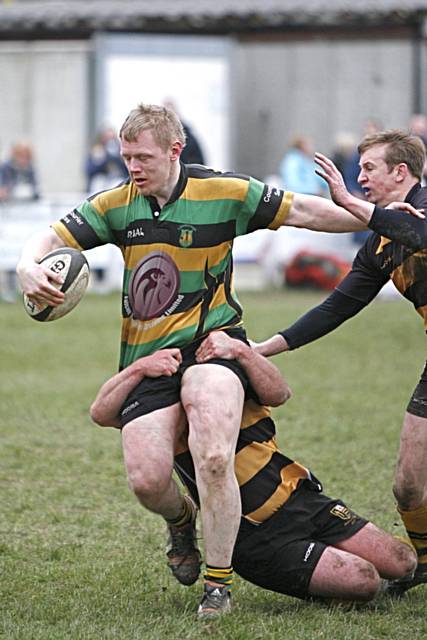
left=178, top=225, right=196, bottom=248
left=330, top=504, right=352, bottom=521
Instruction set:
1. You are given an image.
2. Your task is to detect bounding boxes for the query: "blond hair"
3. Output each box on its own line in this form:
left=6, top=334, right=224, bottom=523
left=119, top=103, right=186, bottom=151
left=358, top=129, right=426, bottom=181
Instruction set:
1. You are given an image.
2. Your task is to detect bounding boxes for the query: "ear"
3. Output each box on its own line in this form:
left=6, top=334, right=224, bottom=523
left=394, top=163, right=409, bottom=183
left=170, top=141, right=183, bottom=161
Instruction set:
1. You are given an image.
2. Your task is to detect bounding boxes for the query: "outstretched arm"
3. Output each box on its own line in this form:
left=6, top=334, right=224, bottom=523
left=313, top=152, right=427, bottom=250
left=284, top=193, right=368, bottom=233
left=195, top=331, right=291, bottom=406
left=252, top=333, right=290, bottom=357
left=283, top=153, right=424, bottom=236
left=253, top=289, right=369, bottom=357
left=90, top=349, right=182, bottom=428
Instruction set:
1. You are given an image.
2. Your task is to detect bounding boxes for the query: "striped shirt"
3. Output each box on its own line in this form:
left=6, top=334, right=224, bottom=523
left=52, top=164, right=293, bottom=369
left=174, top=399, right=320, bottom=524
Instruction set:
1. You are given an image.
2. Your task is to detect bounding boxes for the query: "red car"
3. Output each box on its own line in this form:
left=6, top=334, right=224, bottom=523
left=285, top=250, right=351, bottom=290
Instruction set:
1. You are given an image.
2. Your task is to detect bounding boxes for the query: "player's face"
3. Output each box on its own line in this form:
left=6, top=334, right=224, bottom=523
left=120, top=129, right=181, bottom=199
left=357, top=144, right=400, bottom=206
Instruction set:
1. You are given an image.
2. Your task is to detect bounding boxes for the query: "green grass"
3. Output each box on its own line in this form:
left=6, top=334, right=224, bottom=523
left=1, top=289, right=427, bottom=639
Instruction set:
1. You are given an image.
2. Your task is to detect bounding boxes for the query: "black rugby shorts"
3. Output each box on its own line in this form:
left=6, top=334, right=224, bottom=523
left=120, top=327, right=249, bottom=427
left=232, top=482, right=367, bottom=600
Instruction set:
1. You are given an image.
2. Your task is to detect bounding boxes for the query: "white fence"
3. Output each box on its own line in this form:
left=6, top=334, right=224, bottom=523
left=0, top=197, right=124, bottom=298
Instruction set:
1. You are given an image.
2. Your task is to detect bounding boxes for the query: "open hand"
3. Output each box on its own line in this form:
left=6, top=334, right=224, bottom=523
left=314, top=152, right=351, bottom=207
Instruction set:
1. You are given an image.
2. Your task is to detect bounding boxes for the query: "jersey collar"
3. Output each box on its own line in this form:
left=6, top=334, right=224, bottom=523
left=167, top=162, right=188, bottom=204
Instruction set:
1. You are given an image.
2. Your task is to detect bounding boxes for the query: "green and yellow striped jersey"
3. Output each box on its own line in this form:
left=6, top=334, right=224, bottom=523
left=52, top=164, right=293, bottom=369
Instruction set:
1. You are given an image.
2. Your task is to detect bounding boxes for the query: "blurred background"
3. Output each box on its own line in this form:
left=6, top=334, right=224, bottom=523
left=1, top=0, right=427, bottom=300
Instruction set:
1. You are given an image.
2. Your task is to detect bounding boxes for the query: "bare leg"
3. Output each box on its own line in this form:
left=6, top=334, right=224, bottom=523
left=181, top=364, right=244, bottom=567
left=335, top=522, right=416, bottom=580
left=392, top=412, right=427, bottom=580
left=121, top=402, right=187, bottom=519
left=309, top=546, right=381, bottom=601
left=309, top=522, right=417, bottom=601
left=393, top=412, right=427, bottom=511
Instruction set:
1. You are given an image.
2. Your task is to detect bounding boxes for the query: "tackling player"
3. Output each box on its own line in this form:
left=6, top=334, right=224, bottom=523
left=90, top=331, right=416, bottom=616
left=255, top=130, right=427, bottom=596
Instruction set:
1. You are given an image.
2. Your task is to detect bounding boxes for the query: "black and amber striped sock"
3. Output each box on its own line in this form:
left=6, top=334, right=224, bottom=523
left=399, top=504, right=427, bottom=574
left=165, top=495, right=193, bottom=528
left=204, top=564, right=233, bottom=590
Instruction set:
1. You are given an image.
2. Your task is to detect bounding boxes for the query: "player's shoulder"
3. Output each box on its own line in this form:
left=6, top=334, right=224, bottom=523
left=417, top=184, right=427, bottom=207
left=185, top=163, right=250, bottom=183
left=407, top=182, right=427, bottom=208
left=184, top=164, right=254, bottom=203
left=87, top=179, right=135, bottom=214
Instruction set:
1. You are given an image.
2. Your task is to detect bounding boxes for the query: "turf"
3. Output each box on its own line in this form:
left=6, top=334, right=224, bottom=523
left=1, top=288, right=426, bottom=639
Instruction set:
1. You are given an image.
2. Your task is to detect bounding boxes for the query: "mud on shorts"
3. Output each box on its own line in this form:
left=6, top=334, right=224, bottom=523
left=407, top=359, right=427, bottom=418
left=120, top=327, right=250, bottom=427
left=232, top=481, right=368, bottom=600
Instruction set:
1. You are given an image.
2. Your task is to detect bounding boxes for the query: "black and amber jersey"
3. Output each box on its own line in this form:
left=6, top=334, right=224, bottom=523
left=52, top=164, right=292, bottom=369
left=282, top=183, right=427, bottom=349
left=339, top=183, right=427, bottom=326
left=174, top=399, right=320, bottom=524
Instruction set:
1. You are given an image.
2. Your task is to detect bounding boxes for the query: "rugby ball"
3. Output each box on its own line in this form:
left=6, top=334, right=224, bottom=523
left=23, top=248, right=90, bottom=322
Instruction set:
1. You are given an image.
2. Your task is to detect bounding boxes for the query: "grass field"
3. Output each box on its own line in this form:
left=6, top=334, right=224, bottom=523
left=1, top=288, right=427, bottom=639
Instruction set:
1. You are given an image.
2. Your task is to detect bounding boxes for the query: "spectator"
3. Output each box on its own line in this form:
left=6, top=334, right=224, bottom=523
left=163, top=98, right=205, bottom=165
left=0, top=141, right=39, bottom=201
left=409, top=113, right=427, bottom=184
left=85, top=126, right=128, bottom=193
left=279, top=135, right=326, bottom=196
left=409, top=113, right=427, bottom=147
left=331, top=132, right=358, bottom=176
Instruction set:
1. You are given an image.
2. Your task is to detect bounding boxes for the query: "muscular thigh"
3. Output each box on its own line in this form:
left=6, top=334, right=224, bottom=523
left=335, top=521, right=413, bottom=579
left=122, top=403, right=186, bottom=477
left=120, top=372, right=182, bottom=427
left=181, top=363, right=245, bottom=449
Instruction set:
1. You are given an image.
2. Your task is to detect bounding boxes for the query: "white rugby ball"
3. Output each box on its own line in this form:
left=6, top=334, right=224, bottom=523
left=23, top=248, right=90, bottom=322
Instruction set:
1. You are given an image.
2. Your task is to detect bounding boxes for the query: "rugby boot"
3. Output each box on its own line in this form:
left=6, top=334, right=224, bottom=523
left=385, top=567, right=427, bottom=598
left=197, top=583, right=231, bottom=619
left=166, top=495, right=201, bottom=586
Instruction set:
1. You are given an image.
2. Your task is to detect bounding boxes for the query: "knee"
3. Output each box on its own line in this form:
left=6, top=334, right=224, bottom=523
left=126, top=465, right=170, bottom=499
left=388, top=540, right=417, bottom=580
left=196, top=448, right=233, bottom=484
left=90, top=400, right=107, bottom=426
left=352, top=560, right=382, bottom=601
